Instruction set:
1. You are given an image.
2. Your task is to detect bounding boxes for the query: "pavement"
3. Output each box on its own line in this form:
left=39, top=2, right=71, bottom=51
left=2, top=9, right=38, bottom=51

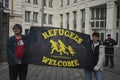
left=0, top=48, right=120, bottom=80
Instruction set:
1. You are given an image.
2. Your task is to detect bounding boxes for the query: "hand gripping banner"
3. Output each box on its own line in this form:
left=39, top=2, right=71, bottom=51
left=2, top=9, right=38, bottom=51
left=23, top=27, right=94, bottom=69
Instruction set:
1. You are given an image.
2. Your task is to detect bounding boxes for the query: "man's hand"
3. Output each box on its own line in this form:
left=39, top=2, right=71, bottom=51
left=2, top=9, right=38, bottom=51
left=93, top=67, right=99, bottom=71
left=18, top=60, right=22, bottom=64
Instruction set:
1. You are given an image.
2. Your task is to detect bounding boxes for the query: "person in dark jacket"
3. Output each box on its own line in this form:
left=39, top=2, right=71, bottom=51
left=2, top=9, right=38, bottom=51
left=103, top=34, right=117, bottom=68
left=7, top=24, right=28, bottom=80
left=85, top=32, right=105, bottom=80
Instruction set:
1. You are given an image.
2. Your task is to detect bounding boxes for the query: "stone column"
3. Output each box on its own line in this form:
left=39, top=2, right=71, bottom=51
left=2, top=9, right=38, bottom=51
left=76, top=10, right=82, bottom=32
left=69, top=12, right=73, bottom=30
left=63, top=13, right=67, bottom=29
left=85, top=7, right=91, bottom=35
left=106, top=1, right=117, bottom=38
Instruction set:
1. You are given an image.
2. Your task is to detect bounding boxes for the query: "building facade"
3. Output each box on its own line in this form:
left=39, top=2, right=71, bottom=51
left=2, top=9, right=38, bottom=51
left=9, top=0, right=120, bottom=47
left=0, top=0, right=9, bottom=62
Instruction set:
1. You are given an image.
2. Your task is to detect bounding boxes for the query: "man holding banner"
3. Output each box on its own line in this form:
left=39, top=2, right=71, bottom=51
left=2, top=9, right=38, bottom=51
left=7, top=24, right=28, bottom=80
left=85, top=32, right=105, bottom=80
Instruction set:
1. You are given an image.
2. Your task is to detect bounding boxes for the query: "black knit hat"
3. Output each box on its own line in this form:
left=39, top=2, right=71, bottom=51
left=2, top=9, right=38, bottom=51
left=92, top=32, right=99, bottom=37
left=13, top=24, right=22, bottom=32
left=107, top=34, right=111, bottom=37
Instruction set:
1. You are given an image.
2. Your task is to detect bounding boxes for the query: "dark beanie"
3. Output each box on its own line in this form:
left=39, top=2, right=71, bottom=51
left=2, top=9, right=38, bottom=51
left=107, top=34, right=111, bottom=37
left=92, top=32, right=99, bottom=37
left=13, top=24, right=22, bottom=32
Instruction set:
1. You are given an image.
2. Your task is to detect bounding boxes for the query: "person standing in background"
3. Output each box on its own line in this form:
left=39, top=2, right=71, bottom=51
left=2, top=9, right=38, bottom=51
left=103, top=34, right=117, bottom=68
left=85, top=32, right=105, bottom=80
left=7, top=24, right=28, bottom=80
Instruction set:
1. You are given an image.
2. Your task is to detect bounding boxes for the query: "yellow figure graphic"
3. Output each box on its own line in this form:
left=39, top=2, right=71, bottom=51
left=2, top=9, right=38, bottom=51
left=58, top=40, right=68, bottom=55
left=50, top=40, right=59, bottom=54
left=68, top=45, right=76, bottom=56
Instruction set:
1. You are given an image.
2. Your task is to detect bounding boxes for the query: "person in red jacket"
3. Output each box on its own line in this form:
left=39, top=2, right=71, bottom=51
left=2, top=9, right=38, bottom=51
left=7, top=24, right=28, bottom=80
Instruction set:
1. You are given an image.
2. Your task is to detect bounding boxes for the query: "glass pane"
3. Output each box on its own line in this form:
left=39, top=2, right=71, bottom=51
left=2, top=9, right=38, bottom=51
left=82, top=22, right=85, bottom=28
left=117, top=6, right=120, bottom=19
left=61, top=0, right=63, bottom=7
left=91, top=22, right=94, bottom=27
left=3, top=13, right=7, bottom=21
left=116, top=32, right=118, bottom=43
left=96, top=21, right=99, bottom=27
left=44, top=0, right=46, bottom=6
left=74, top=0, right=77, bottom=3
left=67, top=0, right=69, bottom=5
left=100, top=21, right=104, bottom=27
left=81, top=9, right=85, bottom=21
left=66, top=13, right=69, bottom=23
left=48, top=15, right=53, bottom=24
left=49, top=0, right=52, bottom=7
left=44, top=14, right=46, bottom=24
left=25, top=11, right=30, bottom=22
left=117, top=21, right=119, bottom=27
left=96, top=9, right=99, bottom=20
left=101, top=33, right=104, bottom=42
left=91, top=9, right=95, bottom=20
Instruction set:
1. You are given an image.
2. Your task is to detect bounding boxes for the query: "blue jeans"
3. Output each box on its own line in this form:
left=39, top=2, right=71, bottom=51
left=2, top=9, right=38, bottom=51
left=85, top=70, right=103, bottom=80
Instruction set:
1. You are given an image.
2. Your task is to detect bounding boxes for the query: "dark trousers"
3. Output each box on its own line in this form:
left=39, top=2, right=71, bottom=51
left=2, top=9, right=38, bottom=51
left=9, top=64, right=28, bottom=80
left=105, top=54, right=114, bottom=66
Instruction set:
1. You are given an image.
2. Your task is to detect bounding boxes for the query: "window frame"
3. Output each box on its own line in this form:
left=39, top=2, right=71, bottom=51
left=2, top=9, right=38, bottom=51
left=25, top=11, right=31, bottom=22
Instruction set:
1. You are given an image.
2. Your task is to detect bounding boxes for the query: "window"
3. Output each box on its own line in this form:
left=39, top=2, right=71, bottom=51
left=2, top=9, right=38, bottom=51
left=91, top=8, right=95, bottom=20
left=96, top=9, right=99, bottom=19
left=91, top=8, right=106, bottom=20
left=44, top=0, right=46, bottom=6
left=117, top=6, right=120, bottom=27
left=25, top=29, right=30, bottom=35
left=81, top=9, right=85, bottom=22
left=48, top=14, right=53, bottom=24
left=61, top=0, right=63, bottom=7
left=44, top=14, right=47, bottom=24
left=81, top=9, right=85, bottom=31
left=3, top=13, right=8, bottom=21
left=0, top=0, right=9, bottom=8
left=96, top=21, right=99, bottom=27
left=100, top=8, right=106, bottom=19
left=33, top=0, right=38, bottom=4
left=91, top=8, right=106, bottom=28
left=33, top=12, right=38, bottom=22
left=100, top=33, right=104, bottom=42
left=73, top=11, right=77, bottom=30
left=0, top=0, right=2, bottom=3
left=91, top=22, right=94, bottom=27
left=60, top=14, right=63, bottom=28
left=73, top=11, right=77, bottom=23
left=25, top=11, right=31, bottom=22
left=49, top=0, right=53, bottom=7
left=117, top=6, right=120, bottom=19
left=66, top=13, right=69, bottom=29
left=25, top=0, right=30, bottom=3
left=81, top=8, right=85, bottom=34
left=74, top=0, right=77, bottom=3
left=67, top=0, right=69, bottom=5
left=5, top=0, right=9, bottom=8
left=100, top=21, right=104, bottom=27
left=116, top=32, right=118, bottom=43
